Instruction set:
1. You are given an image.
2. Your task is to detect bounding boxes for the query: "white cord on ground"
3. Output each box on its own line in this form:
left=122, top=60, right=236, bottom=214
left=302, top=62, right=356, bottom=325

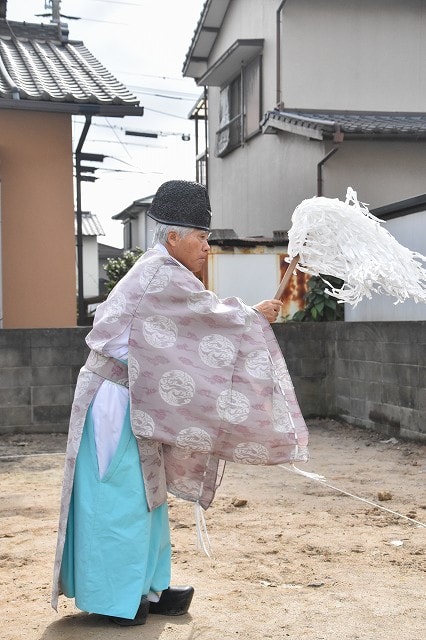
left=195, top=502, right=212, bottom=557
left=281, top=464, right=426, bottom=529
left=0, top=452, right=65, bottom=460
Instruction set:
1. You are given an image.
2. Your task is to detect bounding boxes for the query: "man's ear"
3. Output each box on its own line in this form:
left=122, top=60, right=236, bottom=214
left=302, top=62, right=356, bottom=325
left=166, top=230, right=179, bottom=247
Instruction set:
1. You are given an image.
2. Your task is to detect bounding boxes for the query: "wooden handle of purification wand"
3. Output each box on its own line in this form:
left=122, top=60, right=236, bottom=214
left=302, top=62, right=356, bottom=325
left=274, top=254, right=300, bottom=299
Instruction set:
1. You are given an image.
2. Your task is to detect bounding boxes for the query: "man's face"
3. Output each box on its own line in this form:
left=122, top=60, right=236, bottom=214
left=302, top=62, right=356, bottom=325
left=166, top=229, right=210, bottom=273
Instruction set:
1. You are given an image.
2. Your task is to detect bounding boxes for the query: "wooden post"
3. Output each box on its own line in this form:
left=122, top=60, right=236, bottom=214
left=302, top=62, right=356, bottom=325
left=274, top=254, right=299, bottom=299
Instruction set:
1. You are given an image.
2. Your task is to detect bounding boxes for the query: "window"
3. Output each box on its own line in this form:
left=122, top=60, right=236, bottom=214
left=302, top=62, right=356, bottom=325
left=215, top=55, right=262, bottom=157
left=123, top=219, right=133, bottom=250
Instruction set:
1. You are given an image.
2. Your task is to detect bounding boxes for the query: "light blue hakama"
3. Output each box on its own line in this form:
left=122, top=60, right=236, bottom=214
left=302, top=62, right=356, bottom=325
left=60, top=403, right=172, bottom=619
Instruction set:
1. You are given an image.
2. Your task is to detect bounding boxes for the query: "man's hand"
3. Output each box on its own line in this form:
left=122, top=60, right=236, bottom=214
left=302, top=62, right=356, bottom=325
left=253, top=299, right=283, bottom=323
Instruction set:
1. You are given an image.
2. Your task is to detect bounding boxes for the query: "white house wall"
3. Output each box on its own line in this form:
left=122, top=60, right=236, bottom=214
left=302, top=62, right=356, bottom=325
left=206, top=0, right=426, bottom=116
left=208, top=0, right=277, bottom=107
left=208, top=133, right=426, bottom=238
left=203, top=0, right=426, bottom=238
left=282, top=0, right=426, bottom=111
left=82, top=237, right=99, bottom=298
left=345, top=211, right=426, bottom=321
left=208, top=117, right=318, bottom=235
left=324, top=141, right=426, bottom=207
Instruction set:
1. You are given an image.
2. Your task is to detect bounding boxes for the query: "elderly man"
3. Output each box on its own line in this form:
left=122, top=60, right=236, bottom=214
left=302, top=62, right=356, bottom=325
left=52, top=180, right=308, bottom=626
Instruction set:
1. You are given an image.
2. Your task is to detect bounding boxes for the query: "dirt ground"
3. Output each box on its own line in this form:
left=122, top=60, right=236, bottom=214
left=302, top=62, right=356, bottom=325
left=0, top=419, right=425, bottom=640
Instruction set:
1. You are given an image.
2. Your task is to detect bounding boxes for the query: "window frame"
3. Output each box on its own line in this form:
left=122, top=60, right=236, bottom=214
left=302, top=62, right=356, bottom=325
left=215, top=53, right=262, bottom=158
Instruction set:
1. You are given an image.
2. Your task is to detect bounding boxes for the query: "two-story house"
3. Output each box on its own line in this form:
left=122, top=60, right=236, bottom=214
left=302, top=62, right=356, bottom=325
left=112, top=195, right=155, bottom=252
left=183, top=0, right=426, bottom=240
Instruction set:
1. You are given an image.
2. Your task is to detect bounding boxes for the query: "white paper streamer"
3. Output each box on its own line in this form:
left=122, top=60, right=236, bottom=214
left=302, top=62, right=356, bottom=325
left=287, top=187, right=426, bottom=306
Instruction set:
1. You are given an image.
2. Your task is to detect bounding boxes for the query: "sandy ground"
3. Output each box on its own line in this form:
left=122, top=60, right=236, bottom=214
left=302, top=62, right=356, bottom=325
left=0, top=419, right=425, bottom=640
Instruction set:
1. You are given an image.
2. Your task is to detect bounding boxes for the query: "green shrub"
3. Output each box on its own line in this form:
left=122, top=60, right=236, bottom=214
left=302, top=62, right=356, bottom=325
left=291, top=275, right=344, bottom=322
left=104, top=247, right=144, bottom=292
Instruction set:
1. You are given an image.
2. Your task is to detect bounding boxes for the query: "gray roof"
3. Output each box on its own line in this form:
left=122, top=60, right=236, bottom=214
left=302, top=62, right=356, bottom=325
left=262, top=110, right=426, bottom=140
left=0, top=19, right=143, bottom=116
left=371, top=194, right=426, bottom=220
left=112, top=195, right=155, bottom=221
left=75, top=212, right=105, bottom=237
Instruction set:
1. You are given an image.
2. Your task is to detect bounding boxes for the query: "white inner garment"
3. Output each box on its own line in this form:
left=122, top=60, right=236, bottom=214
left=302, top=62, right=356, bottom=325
left=91, top=325, right=130, bottom=479
left=91, top=243, right=168, bottom=478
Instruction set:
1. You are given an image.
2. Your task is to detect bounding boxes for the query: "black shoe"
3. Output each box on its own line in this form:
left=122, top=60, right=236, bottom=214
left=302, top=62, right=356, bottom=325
left=109, top=597, right=149, bottom=626
left=149, top=586, right=194, bottom=616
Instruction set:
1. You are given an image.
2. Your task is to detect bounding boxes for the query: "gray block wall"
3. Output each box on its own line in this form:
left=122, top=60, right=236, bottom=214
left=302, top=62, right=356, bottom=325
left=0, top=323, right=425, bottom=442
left=273, top=321, right=426, bottom=442
left=0, top=328, right=90, bottom=435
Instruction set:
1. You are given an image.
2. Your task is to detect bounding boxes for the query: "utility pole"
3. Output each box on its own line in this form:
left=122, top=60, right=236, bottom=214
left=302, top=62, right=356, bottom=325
left=45, top=0, right=61, bottom=23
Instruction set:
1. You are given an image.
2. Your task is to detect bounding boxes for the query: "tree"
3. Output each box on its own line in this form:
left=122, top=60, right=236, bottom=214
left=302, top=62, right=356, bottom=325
left=104, top=247, right=144, bottom=292
left=291, top=275, right=344, bottom=322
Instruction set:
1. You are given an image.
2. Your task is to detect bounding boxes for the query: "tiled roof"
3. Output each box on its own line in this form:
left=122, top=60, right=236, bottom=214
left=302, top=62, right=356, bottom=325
left=0, top=19, right=143, bottom=116
left=262, top=110, right=426, bottom=140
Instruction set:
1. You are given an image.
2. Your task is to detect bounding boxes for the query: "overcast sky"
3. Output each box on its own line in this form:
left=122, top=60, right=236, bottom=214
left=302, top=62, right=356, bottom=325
left=6, top=0, right=206, bottom=247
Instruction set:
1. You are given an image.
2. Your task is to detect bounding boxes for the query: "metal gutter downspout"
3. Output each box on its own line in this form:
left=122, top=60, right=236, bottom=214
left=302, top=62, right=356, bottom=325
left=276, top=0, right=288, bottom=109
left=317, top=125, right=344, bottom=196
left=317, top=147, right=338, bottom=197
left=204, top=85, right=209, bottom=190
left=75, top=114, right=92, bottom=325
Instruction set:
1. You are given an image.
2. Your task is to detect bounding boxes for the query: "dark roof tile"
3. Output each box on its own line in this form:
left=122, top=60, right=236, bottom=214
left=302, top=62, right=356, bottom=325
left=0, top=19, right=142, bottom=115
left=262, top=110, right=426, bottom=139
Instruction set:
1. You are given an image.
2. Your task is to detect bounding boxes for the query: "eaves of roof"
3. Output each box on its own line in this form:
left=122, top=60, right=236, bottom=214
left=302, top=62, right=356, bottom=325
left=209, top=235, right=282, bottom=248
left=0, top=19, right=143, bottom=117
left=262, top=110, right=426, bottom=141
left=112, top=195, right=154, bottom=221
left=371, top=194, right=426, bottom=220
left=182, top=0, right=232, bottom=81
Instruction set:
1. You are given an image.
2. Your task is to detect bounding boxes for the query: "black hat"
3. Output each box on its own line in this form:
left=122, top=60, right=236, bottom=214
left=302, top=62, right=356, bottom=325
left=147, top=180, right=211, bottom=230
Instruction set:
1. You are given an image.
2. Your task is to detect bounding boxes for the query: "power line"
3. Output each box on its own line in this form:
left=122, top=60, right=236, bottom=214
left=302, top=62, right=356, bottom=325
left=88, top=138, right=168, bottom=149
left=112, top=70, right=197, bottom=83
left=73, top=16, right=129, bottom=25
left=144, top=106, right=191, bottom=121
left=126, top=88, right=199, bottom=102
left=105, top=117, right=133, bottom=161
left=87, top=121, right=191, bottom=138
left=88, top=1, right=141, bottom=6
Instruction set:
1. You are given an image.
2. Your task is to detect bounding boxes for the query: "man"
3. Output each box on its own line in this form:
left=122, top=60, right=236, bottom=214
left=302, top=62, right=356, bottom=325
left=52, top=180, right=308, bottom=626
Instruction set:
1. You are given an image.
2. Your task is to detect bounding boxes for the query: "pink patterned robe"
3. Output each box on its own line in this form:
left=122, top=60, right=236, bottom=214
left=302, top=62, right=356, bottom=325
left=51, top=248, right=308, bottom=608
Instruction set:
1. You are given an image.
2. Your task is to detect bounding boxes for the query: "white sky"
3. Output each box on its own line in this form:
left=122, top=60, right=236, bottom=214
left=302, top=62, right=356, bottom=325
left=6, top=0, right=206, bottom=247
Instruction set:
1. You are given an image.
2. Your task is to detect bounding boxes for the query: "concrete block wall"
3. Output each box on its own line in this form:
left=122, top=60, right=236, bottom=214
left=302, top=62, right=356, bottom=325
left=0, top=323, right=425, bottom=442
left=331, top=322, right=426, bottom=442
left=273, top=321, right=426, bottom=442
left=0, top=328, right=89, bottom=435
left=273, top=323, right=330, bottom=417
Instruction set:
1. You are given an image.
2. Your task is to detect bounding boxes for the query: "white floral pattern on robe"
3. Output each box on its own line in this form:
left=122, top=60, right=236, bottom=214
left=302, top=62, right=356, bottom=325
left=52, top=248, right=308, bottom=609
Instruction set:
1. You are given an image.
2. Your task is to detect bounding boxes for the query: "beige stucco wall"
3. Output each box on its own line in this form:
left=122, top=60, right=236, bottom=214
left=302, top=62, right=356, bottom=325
left=0, top=109, right=76, bottom=328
